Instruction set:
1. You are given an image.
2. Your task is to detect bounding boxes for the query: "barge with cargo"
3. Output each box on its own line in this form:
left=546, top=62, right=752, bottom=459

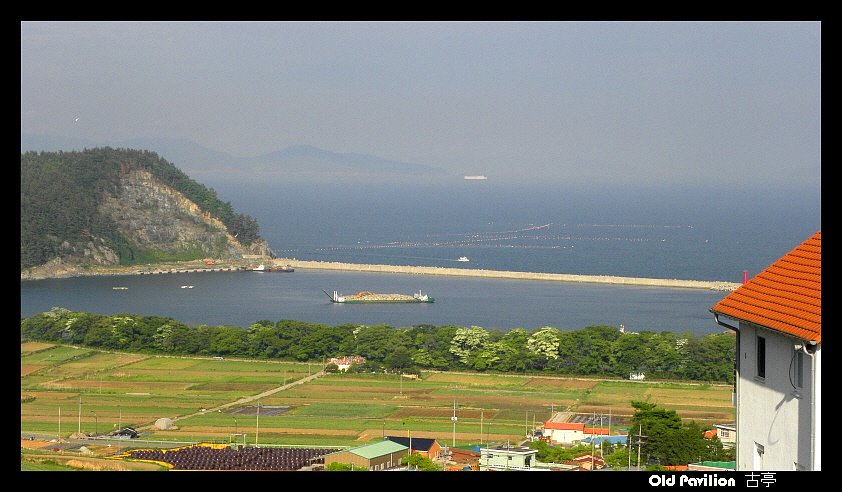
left=323, top=290, right=434, bottom=303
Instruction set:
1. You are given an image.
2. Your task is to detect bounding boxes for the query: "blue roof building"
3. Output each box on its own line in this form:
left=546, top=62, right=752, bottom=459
left=581, top=435, right=628, bottom=446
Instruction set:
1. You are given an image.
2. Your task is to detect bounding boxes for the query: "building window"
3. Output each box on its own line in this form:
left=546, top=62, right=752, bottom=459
left=756, top=336, right=766, bottom=379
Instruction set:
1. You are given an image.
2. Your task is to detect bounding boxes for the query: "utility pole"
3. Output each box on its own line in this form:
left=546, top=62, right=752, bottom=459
left=451, top=401, right=457, bottom=447
left=77, top=397, right=81, bottom=435
left=628, top=433, right=632, bottom=470
left=637, top=423, right=642, bottom=470
left=255, top=401, right=260, bottom=446
left=525, top=410, right=529, bottom=438
left=480, top=410, right=484, bottom=446
left=599, top=412, right=604, bottom=460
left=58, top=407, right=61, bottom=438
left=591, top=412, right=596, bottom=471
left=636, top=424, right=648, bottom=471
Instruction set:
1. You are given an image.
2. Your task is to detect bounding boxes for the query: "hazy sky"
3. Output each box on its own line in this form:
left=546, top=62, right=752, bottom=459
left=21, top=21, right=821, bottom=188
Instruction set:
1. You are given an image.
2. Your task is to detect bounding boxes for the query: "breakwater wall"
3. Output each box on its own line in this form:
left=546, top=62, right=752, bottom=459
left=273, top=258, right=740, bottom=292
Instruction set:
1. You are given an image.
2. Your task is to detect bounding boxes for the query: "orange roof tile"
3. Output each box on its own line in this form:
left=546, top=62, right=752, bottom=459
left=584, top=427, right=610, bottom=435
left=544, top=422, right=585, bottom=431
left=711, top=231, right=821, bottom=343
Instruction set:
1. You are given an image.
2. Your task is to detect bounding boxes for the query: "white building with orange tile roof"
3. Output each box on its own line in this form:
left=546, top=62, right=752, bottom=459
left=711, top=231, right=820, bottom=471
left=542, top=421, right=585, bottom=444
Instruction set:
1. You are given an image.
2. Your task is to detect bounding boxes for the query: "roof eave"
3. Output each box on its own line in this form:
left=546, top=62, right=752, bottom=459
left=711, top=310, right=820, bottom=344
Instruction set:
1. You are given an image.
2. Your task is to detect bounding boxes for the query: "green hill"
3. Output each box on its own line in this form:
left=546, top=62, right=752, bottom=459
left=21, top=147, right=270, bottom=271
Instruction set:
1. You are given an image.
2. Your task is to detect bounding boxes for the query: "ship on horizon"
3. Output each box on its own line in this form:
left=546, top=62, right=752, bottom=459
left=463, top=175, right=488, bottom=180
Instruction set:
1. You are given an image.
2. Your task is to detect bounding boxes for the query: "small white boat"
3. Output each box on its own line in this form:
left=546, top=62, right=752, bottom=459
left=457, top=256, right=470, bottom=262
left=112, top=287, right=128, bottom=290
left=180, top=285, right=194, bottom=289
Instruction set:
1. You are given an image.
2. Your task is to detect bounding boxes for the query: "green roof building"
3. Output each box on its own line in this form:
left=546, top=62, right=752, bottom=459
left=323, top=440, right=409, bottom=471
left=688, top=461, right=737, bottom=471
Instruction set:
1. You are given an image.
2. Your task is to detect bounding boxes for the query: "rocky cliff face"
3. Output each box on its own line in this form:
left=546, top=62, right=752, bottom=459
left=99, top=168, right=250, bottom=259
left=21, top=168, right=272, bottom=279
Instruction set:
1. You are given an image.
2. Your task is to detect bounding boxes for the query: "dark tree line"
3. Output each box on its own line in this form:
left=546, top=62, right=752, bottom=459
left=21, top=148, right=261, bottom=269
left=21, top=309, right=736, bottom=383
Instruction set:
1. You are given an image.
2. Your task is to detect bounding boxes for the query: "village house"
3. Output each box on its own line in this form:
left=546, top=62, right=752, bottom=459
left=322, top=440, right=408, bottom=471
left=567, top=452, right=606, bottom=470
left=542, top=421, right=586, bottom=444
left=582, top=435, right=628, bottom=446
left=713, top=424, right=736, bottom=446
left=702, top=424, right=736, bottom=447
left=443, top=447, right=481, bottom=471
left=710, top=231, right=821, bottom=471
left=326, top=356, right=366, bottom=372
left=542, top=421, right=611, bottom=445
left=479, top=443, right=539, bottom=471
left=384, top=435, right=441, bottom=460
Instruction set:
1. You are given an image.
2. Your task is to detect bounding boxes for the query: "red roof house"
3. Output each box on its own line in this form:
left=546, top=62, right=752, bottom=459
left=710, top=230, right=820, bottom=471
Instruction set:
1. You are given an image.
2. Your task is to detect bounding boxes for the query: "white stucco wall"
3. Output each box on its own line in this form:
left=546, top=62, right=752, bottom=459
left=547, top=428, right=584, bottom=444
left=736, top=322, right=819, bottom=470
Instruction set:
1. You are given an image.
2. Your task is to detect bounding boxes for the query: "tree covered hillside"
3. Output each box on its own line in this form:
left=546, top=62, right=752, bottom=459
left=21, top=148, right=263, bottom=269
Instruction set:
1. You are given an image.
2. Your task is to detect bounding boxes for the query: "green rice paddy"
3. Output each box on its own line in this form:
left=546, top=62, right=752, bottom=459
left=21, top=343, right=734, bottom=447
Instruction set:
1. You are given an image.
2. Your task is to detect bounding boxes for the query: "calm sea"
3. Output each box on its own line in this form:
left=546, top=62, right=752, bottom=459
left=20, top=182, right=820, bottom=335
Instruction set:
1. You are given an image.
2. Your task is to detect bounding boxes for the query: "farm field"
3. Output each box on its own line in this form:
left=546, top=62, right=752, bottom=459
left=21, top=343, right=734, bottom=449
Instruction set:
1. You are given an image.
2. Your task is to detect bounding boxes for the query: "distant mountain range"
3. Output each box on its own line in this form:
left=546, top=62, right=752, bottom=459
left=21, top=134, right=450, bottom=184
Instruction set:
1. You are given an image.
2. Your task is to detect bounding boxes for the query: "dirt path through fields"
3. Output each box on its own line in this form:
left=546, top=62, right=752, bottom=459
left=135, top=370, right=327, bottom=431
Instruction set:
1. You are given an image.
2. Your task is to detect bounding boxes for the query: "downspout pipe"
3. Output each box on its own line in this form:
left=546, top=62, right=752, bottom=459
left=810, top=345, right=816, bottom=470
left=713, top=312, right=739, bottom=332
left=713, top=312, right=740, bottom=467
left=713, top=312, right=740, bottom=374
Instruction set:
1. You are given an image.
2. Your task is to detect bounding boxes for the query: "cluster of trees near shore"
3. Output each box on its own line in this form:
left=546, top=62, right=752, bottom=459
left=21, top=308, right=736, bottom=383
